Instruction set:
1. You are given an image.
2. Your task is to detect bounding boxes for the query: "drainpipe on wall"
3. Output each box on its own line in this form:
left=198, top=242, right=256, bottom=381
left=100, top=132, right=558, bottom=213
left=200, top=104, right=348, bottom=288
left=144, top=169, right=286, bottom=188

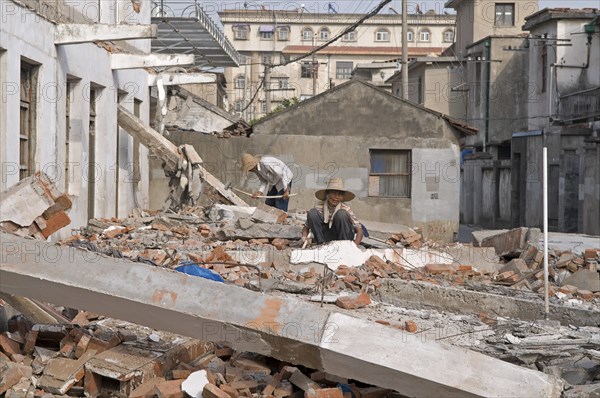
left=484, top=39, right=491, bottom=153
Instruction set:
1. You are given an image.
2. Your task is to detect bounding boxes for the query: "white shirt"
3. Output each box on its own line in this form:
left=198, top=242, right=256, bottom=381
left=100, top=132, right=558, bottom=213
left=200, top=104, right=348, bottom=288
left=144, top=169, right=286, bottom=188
left=255, top=156, right=293, bottom=193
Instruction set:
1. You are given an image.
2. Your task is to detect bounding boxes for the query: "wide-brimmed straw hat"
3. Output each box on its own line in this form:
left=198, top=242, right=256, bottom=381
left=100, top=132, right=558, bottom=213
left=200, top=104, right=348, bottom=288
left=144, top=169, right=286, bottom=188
left=315, top=178, right=355, bottom=202
left=241, top=153, right=260, bottom=176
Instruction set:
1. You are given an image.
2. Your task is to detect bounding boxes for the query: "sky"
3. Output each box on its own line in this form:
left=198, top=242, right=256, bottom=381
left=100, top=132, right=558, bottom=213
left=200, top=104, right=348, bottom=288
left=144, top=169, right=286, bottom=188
left=190, top=0, right=600, bottom=15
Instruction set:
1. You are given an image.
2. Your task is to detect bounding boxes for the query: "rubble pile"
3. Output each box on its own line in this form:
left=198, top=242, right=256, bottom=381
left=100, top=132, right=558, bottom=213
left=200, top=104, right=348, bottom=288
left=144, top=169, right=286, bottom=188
left=0, top=173, right=72, bottom=240
left=63, top=214, right=600, bottom=308
left=472, top=228, right=600, bottom=301
left=0, top=316, right=394, bottom=398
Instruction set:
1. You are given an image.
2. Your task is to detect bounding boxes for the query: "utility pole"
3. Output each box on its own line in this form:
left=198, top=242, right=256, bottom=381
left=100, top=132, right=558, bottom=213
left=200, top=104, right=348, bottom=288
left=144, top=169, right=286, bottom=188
left=264, top=64, right=271, bottom=113
left=401, top=0, right=408, bottom=99
left=312, top=33, right=317, bottom=96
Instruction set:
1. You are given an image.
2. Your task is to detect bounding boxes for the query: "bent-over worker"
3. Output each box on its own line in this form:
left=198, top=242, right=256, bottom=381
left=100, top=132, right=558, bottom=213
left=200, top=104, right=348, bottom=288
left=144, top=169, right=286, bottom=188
left=241, top=153, right=293, bottom=211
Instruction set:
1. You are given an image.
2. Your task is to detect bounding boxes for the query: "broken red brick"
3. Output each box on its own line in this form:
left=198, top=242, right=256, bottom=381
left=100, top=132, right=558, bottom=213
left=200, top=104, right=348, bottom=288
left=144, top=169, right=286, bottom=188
left=425, top=264, right=456, bottom=274
left=22, top=330, right=37, bottom=355
left=205, top=383, right=235, bottom=398
left=577, top=290, right=594, bottom=301
left=335, top=292, right=371, bottom=310
left=40, top=211, right=71, bottom=238
left=584, top=249, right=599, bottom=260
left=0, top=333, right=20, bottom=356
left=405, top=320, right=418, bottom=333
left=154, top=379, right=184, bottom=398
left=220, top=384, right=238, bottom=398
left=559, top=285, right=578, bottom=295
left=271, top=238, right=289, bottom=250
left=305, top=388, right=344, bottom=398
left=171, top=369, right=191, bottom=379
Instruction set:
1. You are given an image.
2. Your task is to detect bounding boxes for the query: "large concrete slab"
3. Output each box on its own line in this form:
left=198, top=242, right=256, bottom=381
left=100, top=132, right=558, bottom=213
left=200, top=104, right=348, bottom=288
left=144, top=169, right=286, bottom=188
left=0, top=233, right=563, bottom=397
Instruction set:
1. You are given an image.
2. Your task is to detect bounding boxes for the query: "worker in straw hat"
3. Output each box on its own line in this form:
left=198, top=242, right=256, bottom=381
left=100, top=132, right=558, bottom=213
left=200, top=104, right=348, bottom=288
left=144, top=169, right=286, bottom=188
left=241, top=153, right=293, bottom=211
left=301, top=178, right=363, bottom=246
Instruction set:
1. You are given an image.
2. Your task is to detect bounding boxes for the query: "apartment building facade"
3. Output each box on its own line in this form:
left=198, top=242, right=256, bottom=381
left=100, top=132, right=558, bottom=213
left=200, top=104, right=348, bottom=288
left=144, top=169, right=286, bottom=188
left=218, top=9, right=456, bottom=120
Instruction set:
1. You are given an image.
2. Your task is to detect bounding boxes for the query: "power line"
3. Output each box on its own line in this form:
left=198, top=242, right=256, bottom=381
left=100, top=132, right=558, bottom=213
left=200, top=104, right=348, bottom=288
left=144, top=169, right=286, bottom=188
left=272, top=0, right=393, bottom=67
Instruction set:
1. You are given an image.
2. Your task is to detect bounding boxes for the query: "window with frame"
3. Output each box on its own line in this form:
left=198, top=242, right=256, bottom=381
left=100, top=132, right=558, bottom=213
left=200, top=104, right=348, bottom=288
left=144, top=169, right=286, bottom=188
left=277, top=78, right=289, bottom=89
left=443, top=29, right=454, bottom=43
left=375, top=29, right=390, bottom=42
left=319, top=28, right=330, bottom=41
left=301, top=62, right=314, bottom=78
left=495, top=3, right=515, bottom=27
left=336, top=61, right=353, bottom=80
left=368, top=150, right=411, bottom=197
left=342, top=31, right=357, bottom=41
left=277, top=27, right=289, bottom=41
left=302, top=28, right=313, bottom=41
left=261, top=54, right=272, bottom=65
left=417, top=76, right=424, bottom=105
left=260, top=31, right=274, bottom=40
left=406, top=30, right=414, bottom=42
left=234, top=100, right=244, bottom=113
left=234, top=75, right=246, bottom=89
left=20, top=62, right=37, bottom=180
left=233, top=25, right=249, bottom=40
left=419, top=29, right=431, bottom=42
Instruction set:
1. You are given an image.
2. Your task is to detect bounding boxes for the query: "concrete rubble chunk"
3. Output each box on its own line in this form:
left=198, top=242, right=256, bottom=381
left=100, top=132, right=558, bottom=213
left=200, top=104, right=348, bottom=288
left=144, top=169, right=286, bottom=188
left=473, top=227, right=530, bottom=255
left=379, top=279, right=600, bottom=327
left=444, top=246, right=501, bottom=274
left=130, top=377, right=166, bottom=398
left=0, top=362, right=32, bottom=395
left=289, top=367, right=321, bottom=391
left=563, top=383, right=600, bottom=398
left=208, top=205, right=255, bottom=223
left=564, top=270, right=600, bottom=293
left=216, top=224, right=302, bottom=240
left=37, top=350, right=95, bottom=394
left=181, top=370, right=209, bottom=398
left=291, top=241, right=454, bottom=270
left=251, top=204, right=288, bottom=224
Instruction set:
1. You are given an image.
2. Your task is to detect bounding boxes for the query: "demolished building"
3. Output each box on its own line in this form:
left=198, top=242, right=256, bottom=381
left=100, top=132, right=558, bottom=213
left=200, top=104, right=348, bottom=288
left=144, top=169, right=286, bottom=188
left=151, top=80, right=478, bottom=242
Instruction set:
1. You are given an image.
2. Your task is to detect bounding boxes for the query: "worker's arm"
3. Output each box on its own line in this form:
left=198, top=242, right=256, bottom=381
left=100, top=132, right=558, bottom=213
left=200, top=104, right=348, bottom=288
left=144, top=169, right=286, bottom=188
left=354, top=224, right=364, bottom=245
left=282, top=186, right=290, bottom=200
left=301, top=225, right=309, bottom=240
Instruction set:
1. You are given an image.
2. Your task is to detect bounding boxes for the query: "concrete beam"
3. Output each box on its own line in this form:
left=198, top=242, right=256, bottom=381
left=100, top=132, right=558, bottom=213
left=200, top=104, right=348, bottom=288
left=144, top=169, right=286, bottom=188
left=379, top=279, right=600, bottom=327
left=148, top=73, right=216, bottom=87
left=117, top=105, right=181, bottom=173
left=111, top=54, right=194, bottom=70
left=55, top=24, right=157, bottom=44
left=0, top=233, right=563, bottom=397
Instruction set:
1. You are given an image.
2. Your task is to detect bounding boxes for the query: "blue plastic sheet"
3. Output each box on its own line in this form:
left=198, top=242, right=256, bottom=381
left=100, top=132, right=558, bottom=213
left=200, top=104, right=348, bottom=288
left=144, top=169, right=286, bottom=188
left=175, top=261, right=225, bottom=283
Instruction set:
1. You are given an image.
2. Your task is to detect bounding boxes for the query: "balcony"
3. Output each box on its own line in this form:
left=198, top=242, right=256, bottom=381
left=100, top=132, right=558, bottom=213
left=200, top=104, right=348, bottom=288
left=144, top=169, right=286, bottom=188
left=151, top=1, right=241, bottom=68
left=557, top=87, right=600, bottom=123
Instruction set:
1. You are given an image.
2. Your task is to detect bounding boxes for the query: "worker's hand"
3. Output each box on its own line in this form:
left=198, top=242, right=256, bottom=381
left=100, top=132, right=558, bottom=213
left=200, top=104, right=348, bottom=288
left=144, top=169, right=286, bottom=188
left=282, top=190, right=290, bottom=200
left=252, top=191, right=262, bottom=199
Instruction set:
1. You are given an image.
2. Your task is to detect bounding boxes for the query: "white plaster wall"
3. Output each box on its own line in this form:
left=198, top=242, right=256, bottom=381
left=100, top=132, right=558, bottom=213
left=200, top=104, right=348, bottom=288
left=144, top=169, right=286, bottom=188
left=411, top=146, right=461, bottom=237
left=556, top=19, right=600, bottom=92
left=1, top=1, right=151, bottom=239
